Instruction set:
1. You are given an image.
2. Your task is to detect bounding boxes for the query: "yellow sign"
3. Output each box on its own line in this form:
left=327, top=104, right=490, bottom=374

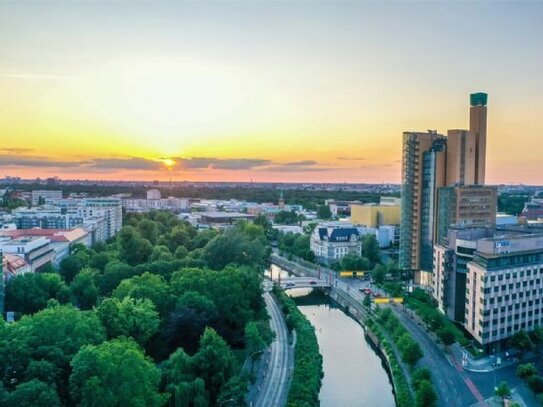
left=339, top=271, right=365, bottom=278
left=373, top=297, right=404, bottom=304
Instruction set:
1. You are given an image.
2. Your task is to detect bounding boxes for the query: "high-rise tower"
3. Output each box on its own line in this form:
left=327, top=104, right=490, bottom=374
left=469, top=92, right=488, bottom=185
left=399, top=131, right=446, bottom=277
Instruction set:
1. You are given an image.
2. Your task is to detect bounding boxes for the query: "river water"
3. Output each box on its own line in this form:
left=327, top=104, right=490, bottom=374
left=266, top=265, right=395, bottom=407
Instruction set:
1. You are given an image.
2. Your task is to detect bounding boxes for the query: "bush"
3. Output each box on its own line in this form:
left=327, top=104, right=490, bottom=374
left=527, top=375, right=543, bottom=394
left=274, top=287, right=323, bottom=406
left=517, top=363, right=537, bottom=379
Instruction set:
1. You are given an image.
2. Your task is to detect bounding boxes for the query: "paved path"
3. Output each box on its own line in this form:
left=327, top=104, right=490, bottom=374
left=252, top=292, right=292, bottom=407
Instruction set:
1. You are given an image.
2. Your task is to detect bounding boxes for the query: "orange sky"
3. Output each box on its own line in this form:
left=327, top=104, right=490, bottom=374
left=1, top=2, right=542, bottom=184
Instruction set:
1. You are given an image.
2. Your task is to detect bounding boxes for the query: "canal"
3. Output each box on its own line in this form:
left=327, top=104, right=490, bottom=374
left=266, top=265, right=395, bottom=407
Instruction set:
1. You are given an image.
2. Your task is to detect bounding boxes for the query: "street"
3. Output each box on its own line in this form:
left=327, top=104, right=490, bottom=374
left=249, top=292, right=293, bottom=407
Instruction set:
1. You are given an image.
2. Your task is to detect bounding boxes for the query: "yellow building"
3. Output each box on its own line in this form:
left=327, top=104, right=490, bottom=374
left=350, top=203, right=400, bottom=228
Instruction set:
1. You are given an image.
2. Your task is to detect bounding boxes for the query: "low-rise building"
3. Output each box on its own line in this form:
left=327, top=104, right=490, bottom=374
left=310, top=224, right=361, bottom=265
left=199, top=212, right=255, bottom=229
left=0, top=236, right=55, bottom=272
left=147, top=189, right=161, bottom=200
left=350, top=200, right=401, bottom=228
left=31, top=190, right=62, bottom=206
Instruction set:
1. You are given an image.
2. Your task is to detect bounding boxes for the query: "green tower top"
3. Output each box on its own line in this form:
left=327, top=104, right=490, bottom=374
left=470, top=92, right=488, bottom=107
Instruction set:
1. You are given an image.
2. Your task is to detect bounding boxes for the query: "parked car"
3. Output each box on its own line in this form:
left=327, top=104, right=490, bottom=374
left=309, top=281, right=317, bottom=285
left=286, top=282, right=296, bottom=287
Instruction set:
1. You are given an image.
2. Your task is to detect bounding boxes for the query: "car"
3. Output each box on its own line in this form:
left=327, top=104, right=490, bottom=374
left=309, top=281, right=317, bottom=285
left=286, top=282, right=296, bottom=287
left=372, top=292, right=382, bottom=298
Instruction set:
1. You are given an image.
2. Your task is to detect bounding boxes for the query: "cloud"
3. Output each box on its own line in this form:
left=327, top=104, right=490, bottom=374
left=0, top=155, right=90, bottom=168
left=337, top=156, right=365, bottom=161
left=1, top=148, right=34, bottom=155
left=179, top=157, right=271, bottom=170
left=90, top=157, right=164, bottom=170
left=283, top=160, right=318, bottom=166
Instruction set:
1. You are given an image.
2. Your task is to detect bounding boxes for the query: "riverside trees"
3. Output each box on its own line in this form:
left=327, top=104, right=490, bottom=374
left=1, top=211, right=272, bottom=406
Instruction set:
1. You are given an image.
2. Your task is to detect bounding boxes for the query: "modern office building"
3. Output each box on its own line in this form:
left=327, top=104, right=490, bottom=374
left=433, top=228, right=494, bottom=323
left=400, top=92, right=492, bottom=283
left=464, top=232, right=543, bottom=351
left=399, top=131, right=446, bottom=280
left=31, top=190, right=62, bottom=206
left=436, top=185, right=497, bottom=243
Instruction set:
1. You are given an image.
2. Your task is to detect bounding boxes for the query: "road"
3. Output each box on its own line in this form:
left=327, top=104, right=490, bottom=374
left=251, top=292, right=293, bottom=407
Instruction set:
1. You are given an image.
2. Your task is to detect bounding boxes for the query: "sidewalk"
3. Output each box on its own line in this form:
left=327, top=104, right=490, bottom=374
left=450, top=342, right=540, bottom=373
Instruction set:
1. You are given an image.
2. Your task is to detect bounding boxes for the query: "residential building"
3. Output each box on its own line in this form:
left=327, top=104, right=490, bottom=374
left=147, top=189, right=161, bottom=200
left=464, top=233, right=543, bottom=351
left=31, top=190, right=62, bottom=206
left=0, top=228, right=90, bottom=266
left=310, top=224, right=361, bottom=265
left=80, top=198, right=122, bottom=238
left=13, top=206, right=84, bottom=229
left=0, top=236, right=54, bottom=272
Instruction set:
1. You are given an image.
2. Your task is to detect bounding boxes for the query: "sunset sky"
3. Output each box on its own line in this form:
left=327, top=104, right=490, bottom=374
left=1, top=2, right=542, bottom=184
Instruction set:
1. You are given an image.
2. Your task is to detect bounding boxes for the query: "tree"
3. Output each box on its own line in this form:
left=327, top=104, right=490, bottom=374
left=5, top=273, right=70, bottom=315
left=372, top=264, right=386, bottom=285
left=0, top=304, right=105, bottom=390
left=362, top=234, right=381, bottom=265
left=527, top=375, right=543, bottom=394
left=150, top=245, right=174, bottom=262
left=530, top=327, right=543, bottom=351
left=274, top=211, right=301, bottom=225
left=340, top=253, right=370, bottom=271
left=70, top=268, right=99, bottom=310
left=89, top=251, right=111, bottom=272
left=415, top=380, right=437, bottom=407
left=510, top=330, right=533, bottom=354
left=69, top=338, right=166, bottom=407
left=98, top=261, right=135, bottom=295
left=517, top=363, right=537, bottom=379
left=316, top=205, right=331, bottom=220
left=97, top=297, right=160, bottom=346
left=192, top=328, right=235, bottom=403
left=138, top=219, right=159, bottom=244
left=59, top=256, right=84, bottom=283
left=495, top=381, right=511, bottom=400
left=160, top=291, right=218, bottom=356
left=112, top=272, right=172, bottom=317
left=245, top=321, right=266, bottom=355
left=117, top=226, right=153, bottom=266
left=6, top=380, right=61, bottom=407
left=437, top=326, right=456, bottom=347
left=397, top=334, right=423, bottom=367
left=412, top=368, right=432, bottom=390
left=363, top=294, right=372, bottom=313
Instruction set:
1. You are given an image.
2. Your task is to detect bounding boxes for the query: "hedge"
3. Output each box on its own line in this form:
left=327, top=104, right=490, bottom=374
left=273, top=286, right=323, bottom=406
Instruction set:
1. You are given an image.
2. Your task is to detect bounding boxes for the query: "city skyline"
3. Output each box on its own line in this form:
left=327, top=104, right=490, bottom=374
left=1, top=2, right=543, bottom=183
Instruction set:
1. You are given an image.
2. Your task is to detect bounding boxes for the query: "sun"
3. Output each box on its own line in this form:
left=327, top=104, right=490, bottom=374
left=161, top=158, right=175, bottom=169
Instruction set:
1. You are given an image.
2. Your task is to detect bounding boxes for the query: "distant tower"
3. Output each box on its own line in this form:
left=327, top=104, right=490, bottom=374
left=278, top=190, right=285, bottom=209
left=469, top=92, right=488, bottom=185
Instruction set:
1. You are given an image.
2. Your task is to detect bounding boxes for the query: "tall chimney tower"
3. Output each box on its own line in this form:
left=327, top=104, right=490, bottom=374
left=469, top=92, right=488, bottom=185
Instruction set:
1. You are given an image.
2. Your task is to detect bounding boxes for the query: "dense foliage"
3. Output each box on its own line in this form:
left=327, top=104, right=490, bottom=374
left=1, top=210, right=272, bottom=406
left=273, top=287, right=323, bottom=406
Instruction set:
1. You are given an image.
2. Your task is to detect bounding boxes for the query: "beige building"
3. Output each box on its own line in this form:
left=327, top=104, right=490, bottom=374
left=436, top=185, right=497, bottom=242
left=464, top=233, right=543, bottom=351
left=446, top=129, right=476, bottom=186
left=470, top=92, right=488, bottom=185
left=350, top=203, right=400, bottom=228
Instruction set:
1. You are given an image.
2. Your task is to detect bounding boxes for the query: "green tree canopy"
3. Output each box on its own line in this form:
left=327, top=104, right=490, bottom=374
left=112, top=272, right=172, bottom=317
left=5, top=379, right=61, bottom=407
left=69, top=268, right=99, bottom=310
left=97, top=297, right=160, bottom=346
left=5, top=273, right=70, bottom=315
left=69, top=338, right=166, bottom=407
